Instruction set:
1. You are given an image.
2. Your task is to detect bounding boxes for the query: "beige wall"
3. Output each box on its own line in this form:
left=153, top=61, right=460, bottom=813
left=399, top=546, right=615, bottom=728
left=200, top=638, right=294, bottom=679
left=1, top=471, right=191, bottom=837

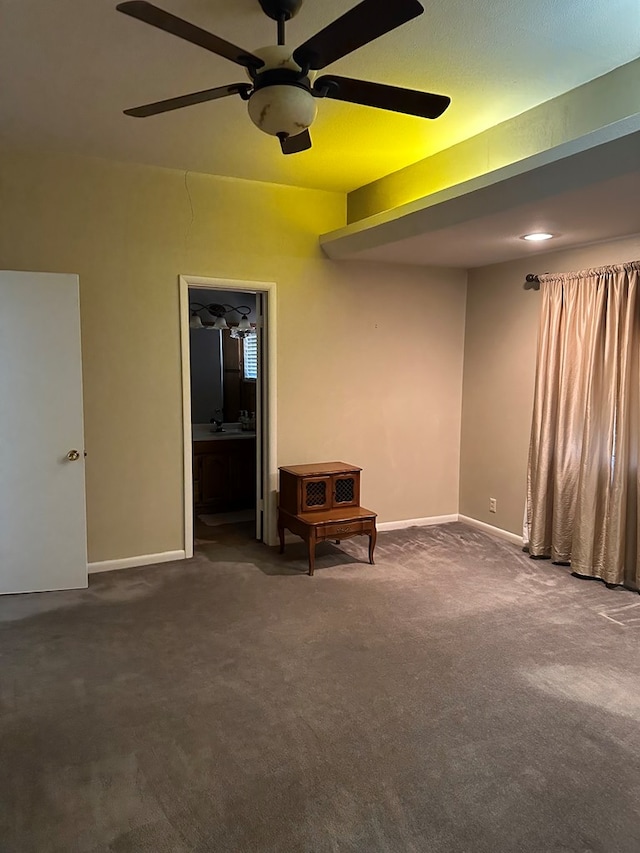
left=0, top=147, right=467, bottom=563
left=460, top=233, right=640, bottom=535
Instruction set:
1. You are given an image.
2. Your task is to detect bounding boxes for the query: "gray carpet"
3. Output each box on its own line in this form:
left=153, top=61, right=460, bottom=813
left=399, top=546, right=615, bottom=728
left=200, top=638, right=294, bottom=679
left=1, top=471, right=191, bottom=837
left=2, top=522, right=640, bottom=853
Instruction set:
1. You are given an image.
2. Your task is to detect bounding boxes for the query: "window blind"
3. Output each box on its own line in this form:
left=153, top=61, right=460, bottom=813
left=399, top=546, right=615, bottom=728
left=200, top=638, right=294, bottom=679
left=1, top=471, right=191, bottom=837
left=243, top=332, right=258, bottom=380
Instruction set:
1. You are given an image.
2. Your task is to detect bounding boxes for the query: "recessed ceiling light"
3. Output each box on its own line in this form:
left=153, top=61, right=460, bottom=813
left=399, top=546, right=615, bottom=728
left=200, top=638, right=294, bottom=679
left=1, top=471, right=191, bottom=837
left=522, top=232, right=554, bottom=242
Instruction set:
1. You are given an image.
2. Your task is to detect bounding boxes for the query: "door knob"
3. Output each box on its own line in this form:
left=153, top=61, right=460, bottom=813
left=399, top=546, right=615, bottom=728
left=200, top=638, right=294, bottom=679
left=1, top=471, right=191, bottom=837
left=66, top=449, right=81, bottom=461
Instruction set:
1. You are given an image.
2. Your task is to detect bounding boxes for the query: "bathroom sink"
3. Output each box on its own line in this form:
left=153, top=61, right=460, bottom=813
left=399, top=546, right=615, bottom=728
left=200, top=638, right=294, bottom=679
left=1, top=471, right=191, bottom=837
left=191, top=423, right=255, bottom=442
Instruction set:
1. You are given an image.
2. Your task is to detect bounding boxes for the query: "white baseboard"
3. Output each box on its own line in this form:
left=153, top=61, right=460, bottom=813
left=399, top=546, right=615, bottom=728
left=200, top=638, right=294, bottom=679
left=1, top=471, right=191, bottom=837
left=88, top=549, right=187, bottom=574
left=458, top=515, right=523, bottom=546
left=377, top=514, right=459, bottom=532
left=88, top=516, right=522, bottom=573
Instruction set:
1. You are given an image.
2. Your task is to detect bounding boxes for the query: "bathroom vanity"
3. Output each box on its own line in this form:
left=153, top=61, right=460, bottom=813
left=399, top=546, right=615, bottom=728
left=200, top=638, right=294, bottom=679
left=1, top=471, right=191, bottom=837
left=192, top=424, right=256, bottom=513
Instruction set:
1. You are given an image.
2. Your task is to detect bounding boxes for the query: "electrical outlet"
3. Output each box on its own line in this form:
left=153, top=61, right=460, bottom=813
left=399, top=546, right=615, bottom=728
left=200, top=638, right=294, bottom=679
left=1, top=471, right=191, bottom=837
left=489, top=498, right=497, bottom=513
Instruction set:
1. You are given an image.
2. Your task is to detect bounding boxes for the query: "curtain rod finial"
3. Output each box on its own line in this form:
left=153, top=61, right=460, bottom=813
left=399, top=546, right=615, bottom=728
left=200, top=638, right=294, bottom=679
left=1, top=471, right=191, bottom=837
left=525, top=274, right=540, bottom=291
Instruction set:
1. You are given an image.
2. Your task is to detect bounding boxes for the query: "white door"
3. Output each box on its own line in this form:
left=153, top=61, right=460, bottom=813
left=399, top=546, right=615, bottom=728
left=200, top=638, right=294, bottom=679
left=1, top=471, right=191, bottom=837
left=0, top=271, right=87, bottom=594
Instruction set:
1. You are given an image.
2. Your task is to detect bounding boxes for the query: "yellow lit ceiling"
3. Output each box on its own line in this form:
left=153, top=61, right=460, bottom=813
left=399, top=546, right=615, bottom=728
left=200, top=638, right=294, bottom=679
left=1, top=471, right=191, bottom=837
left=2, top=0, right=639, bottom=192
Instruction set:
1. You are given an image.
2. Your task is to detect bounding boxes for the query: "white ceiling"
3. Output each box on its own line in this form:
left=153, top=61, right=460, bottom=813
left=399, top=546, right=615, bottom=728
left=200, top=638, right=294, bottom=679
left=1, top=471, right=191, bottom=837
left=2, top=0, right=639, bottom=192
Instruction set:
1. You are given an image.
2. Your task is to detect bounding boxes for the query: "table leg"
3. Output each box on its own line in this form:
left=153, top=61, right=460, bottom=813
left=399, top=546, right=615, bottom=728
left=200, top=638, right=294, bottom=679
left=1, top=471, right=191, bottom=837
left=307, top=530, right=316, bottom=576
left=368, top=527, right=377, bottom=565
left=278, top=520, right=285, bottom=554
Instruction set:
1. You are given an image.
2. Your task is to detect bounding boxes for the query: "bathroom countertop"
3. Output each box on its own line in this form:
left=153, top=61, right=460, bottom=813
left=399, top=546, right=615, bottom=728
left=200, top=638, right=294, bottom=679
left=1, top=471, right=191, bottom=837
left=191, top=424, right=256, bottom=442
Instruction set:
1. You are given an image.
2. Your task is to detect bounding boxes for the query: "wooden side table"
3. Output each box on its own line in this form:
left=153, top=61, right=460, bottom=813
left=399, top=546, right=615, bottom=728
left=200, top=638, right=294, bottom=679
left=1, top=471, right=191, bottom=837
left=278, top=506, right=377, bottom=576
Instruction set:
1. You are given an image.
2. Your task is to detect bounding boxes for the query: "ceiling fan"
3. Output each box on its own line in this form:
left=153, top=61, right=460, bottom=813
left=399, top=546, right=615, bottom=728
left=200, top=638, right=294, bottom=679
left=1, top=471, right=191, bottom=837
left=116, top=0, right=451, bottom=155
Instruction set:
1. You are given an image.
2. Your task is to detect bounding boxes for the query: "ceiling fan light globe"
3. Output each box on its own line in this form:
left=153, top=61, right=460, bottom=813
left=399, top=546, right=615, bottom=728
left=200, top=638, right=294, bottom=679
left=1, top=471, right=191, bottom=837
left=248, top=85, right=317, bottom=137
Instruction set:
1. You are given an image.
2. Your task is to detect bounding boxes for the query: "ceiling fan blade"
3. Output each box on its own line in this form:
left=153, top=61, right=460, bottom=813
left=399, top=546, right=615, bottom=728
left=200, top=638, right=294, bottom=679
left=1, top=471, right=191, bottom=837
left=314, top=75, right=451, bottom=119
left=124, top=83, right=251, bottom=117
left=116, top=1, right=264, bottom=70
left=279, top=129, right=312, bottom=155
left=293, top=0, right=423, bottom=71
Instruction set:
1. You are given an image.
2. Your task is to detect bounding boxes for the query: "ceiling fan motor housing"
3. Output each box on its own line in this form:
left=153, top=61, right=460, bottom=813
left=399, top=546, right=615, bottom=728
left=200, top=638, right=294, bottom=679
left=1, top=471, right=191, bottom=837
left=257, top=0, right=304, bottom=21
left=247, top=45, right=317, bottom=138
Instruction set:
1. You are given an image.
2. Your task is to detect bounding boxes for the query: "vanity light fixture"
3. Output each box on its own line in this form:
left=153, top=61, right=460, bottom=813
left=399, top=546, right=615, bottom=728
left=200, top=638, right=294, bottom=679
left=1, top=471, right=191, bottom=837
left=522, top=232, right=554, bottom=242
left=189, top=302, right=255, bottom=339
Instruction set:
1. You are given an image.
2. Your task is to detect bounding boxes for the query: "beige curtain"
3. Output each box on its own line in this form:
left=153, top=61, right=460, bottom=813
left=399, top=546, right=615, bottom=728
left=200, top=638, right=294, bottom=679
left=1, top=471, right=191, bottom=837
left=527, top=260, right=640, bottom=590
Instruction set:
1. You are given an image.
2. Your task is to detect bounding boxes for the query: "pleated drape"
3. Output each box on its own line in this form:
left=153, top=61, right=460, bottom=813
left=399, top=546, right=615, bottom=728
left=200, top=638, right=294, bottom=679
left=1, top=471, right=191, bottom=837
left=527, top=261, right=640, bottom=590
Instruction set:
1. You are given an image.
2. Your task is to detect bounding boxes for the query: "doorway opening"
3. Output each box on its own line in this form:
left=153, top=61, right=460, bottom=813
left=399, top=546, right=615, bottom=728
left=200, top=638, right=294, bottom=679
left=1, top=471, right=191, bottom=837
left=179, top=276, right=277, bottom=557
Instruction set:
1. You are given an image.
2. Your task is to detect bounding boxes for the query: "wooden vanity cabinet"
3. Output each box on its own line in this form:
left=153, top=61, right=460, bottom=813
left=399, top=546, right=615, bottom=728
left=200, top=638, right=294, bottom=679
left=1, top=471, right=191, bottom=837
left=193, top=438, right=256, bottom=514
left=279, top=462, right=361, bottom=514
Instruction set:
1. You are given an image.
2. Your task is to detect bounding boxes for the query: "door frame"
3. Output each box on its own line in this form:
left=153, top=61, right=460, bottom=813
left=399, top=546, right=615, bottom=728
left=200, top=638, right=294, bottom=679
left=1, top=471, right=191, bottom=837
left=179, top=275, right=278, bottom=555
